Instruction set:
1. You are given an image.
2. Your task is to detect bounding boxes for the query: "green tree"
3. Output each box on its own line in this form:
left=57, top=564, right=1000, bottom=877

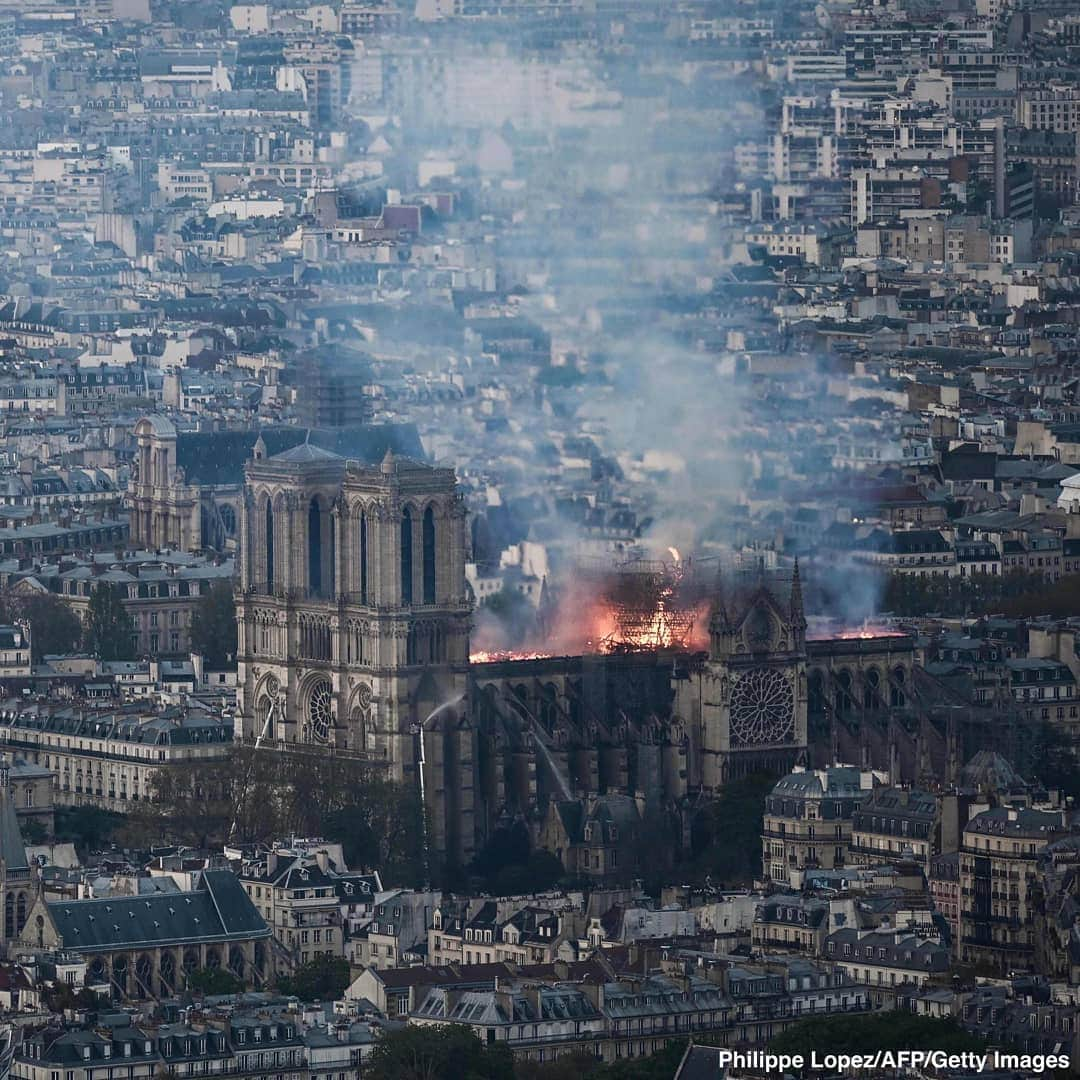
left=470, top=822, right=566, bottom=894
left=323, top=778, right=427, bottom=884
left=84, top=583, right=133, bottom=661
left=189, top=581, right=237, bottom=667
left=691, top=771, right=778, bottom=886
left=594, top=1040, right=693, bottom=1080
left=489, top=852, right=565, bottom=896
left=0, top=590, right=82, bottom=662
left=53, top=806, right=126, bottom=854
left=518, top=1041, right=697, bottom=1080
left=21, top=819, right=47, bottom=845
left=365, top=1024, right=515, bottom=1080
left=276, top=954, right=351, bottom=1001
left=769, top=1013, right=986, bottom=1067
left=186, top=967, right=243, bottom=996
left=141, top=746, right=428, bottom=884
left=44, top=981, right=100, bottom=1013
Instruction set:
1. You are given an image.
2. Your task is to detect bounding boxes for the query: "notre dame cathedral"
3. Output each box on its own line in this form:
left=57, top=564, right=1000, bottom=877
left=236, top=434, right=813, bottom=871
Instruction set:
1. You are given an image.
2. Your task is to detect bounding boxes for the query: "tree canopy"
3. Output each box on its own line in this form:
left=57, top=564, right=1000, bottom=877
left=276, top=955, right=350, bottom=1001
left=883, top=568, right=1080, bottom=619
left=365, top=1024, right=515, bottom=1080
left=366, top=1029, right=694, bottom=1080
left=189, top=581, right=237, bottom=667
left=0, top=589, right=82, bottom=662
left=690, top=771, right=777, bottom=886
left=53, top=806, right=126, bottom=855
left=84, top=582, right=133, bottom=661
left=132, top=746, right=427, bottom=883
left=470, top=821, right=566, bottom=894
left=769, top=1014, right=987, bottom=1061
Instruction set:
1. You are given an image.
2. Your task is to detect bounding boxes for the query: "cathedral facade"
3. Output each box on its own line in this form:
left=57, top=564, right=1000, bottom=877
left=235, top=441, right=474, bottom=862
left=235, top=438, right=813, bottom=872
left=681, top=566, right=810, bottom=787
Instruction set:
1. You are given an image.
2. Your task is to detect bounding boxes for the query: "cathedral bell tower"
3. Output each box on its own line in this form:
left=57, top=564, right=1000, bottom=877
left=0, top=762, right=35, bottom=954
left=236, top=441, right=475, bottom=864
left=697, top=561, right=808, bottom=789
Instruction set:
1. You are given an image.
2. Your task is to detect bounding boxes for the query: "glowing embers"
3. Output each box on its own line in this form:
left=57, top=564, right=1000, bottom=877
left=469, top=649, right=552, bottom=663
left=468, top=553, right=714, bottom=663
left=806, top=616, right=907, bottom=642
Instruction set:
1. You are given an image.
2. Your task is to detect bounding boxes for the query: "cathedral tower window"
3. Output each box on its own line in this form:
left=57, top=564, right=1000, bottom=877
left=328, top=509, right=336, bottom=597
left=401, top=507, right=413, bottom=604
left=423, top=506, right=436, bottom=604
left=265, top=499, right=274, bottom=593
left=359, top=510, right=368, bottom=604
left=308, top=498, right=323, bottom=597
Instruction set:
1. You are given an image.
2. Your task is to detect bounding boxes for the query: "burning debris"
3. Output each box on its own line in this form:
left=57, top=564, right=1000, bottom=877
left=469, top=552, right=712, bottom=663
left=469, top=649, right=552, bottom=664
left=806, top=616, right=908, bottom=642
left=585, top=553, right=711, bottom=653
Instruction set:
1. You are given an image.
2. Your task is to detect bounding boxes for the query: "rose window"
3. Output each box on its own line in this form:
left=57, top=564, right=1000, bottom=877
left=729, top=667, right=795, bottom=747
left=307, top=679, right=334, bottom=743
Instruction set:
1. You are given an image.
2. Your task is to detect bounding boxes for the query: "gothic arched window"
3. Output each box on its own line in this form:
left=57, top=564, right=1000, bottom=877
left=308, top=498, right=322, bottom=597
left=328, top=508, right=336, bottom=596
left=423, top=506, right=436, bottom=604
left=864, top=668, right=881, bottom=711
left=401, top=507, right=413, bottom=604
left=265, top=499, right=274, bottom=593
left=359, top=510, right=368, bottom=605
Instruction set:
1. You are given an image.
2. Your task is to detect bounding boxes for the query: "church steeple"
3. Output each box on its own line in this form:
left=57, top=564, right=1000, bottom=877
left=790, top=558, right=807, bottom=630
left=0, top=764, right=28, bottom=877
left=709, top=563, right=731, bottom=640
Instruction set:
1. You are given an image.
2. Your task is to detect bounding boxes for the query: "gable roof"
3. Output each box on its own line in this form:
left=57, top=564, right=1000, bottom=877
left=45, top=871, right=269, bottom=953
left=172, top=423, right=425, bottom=487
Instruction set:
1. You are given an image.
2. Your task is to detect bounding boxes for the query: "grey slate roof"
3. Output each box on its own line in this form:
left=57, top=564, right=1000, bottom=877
left=47, top=871, right=269, bottom=953
left=174, top=423, right=424, bottom=486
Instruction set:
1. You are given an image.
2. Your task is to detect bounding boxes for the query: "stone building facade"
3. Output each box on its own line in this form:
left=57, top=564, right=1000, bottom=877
left=0, top=699, right=233, bottom=813
left=130, top=414, right=424, bottom=554
left=959, top=806, right=1065, bottom=973
left=762, top=765, right=887, bottom=888
left=235, top=443, right=472, bottom=862
left=17, top=870, right=272, bottom=999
